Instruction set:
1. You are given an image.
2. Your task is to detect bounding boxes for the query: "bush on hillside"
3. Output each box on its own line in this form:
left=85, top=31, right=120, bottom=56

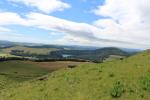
left=140, top=73, right=150, bottom=91
left=110, top=81, right=125, bottom=98
left=109, top=73, right=115, bottom=77
left=68, top=65, right=77, bottom=68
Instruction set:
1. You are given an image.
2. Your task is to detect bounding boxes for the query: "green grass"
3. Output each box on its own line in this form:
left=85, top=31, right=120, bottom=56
left=0, top=61, right=49, bottom=96
left=2, top=46, right=58, bottom=55
left=0, top=50, right=150, bottom=100
left=104, top=55, right=125, bottom=62
left=0, top=61, right=49, bottom=82
left=0, top=53, right=18, bottom=58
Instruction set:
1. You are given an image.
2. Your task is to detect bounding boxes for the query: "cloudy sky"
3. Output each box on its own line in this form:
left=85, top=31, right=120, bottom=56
left=0, top=0, right=150, bottom=49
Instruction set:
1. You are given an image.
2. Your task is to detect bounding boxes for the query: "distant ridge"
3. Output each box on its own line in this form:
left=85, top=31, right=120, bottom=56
left=0, top=40, right=141, bottom=52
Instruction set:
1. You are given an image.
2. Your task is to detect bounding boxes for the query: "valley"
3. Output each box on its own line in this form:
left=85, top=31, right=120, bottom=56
left=0, top=41, right=149, bottom=100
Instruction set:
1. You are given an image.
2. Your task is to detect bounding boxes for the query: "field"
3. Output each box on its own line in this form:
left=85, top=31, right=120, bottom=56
left=26, top=61, right=90, bottom=71
left=0, top=50, right=150, bottom=99
left=2, top=46, right=59, bottom=55
left=0, top=53, right=17, bottom=58
left=0, top=61, right=49, bottom=81
left=0, top=61, right=89, bottom=81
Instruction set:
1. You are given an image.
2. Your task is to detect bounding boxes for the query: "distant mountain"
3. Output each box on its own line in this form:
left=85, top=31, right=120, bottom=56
left=0, top=40, right=142, bottom=52
left=120, top=48, right=142, bottom=53
left=25, top=45, right=99, bottom=50
left=0, top=40, right=16, bottom=48
left=0, top=40, right=99, bottom=50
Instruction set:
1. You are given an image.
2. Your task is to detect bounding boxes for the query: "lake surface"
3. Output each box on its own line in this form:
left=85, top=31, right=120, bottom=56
left=62, top=54, right=72, bottom=58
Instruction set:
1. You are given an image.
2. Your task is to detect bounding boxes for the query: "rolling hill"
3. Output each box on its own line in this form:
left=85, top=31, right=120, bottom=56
left=0, top=50, right=150, bottom=100
left=0, top=40, right=99, bottom=50
left=51, top=47, right=130, bottom=62
left=2, top=46, right=59, bottom=55
left=0, top=41, right=138, bottom=63
left=1, top=45, right=131, bottom=62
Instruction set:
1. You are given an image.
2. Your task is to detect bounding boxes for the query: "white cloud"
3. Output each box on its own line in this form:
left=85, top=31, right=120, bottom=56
left=0, top=32, right=53, bottom=44
left=9, top=0, right=71, bottom=13
left=0, top=12, right=27, bottom=25
left=26, top=12, right=99, bottom=39
left=0, top=27, right=11, bottom=32
left=0, top=12, right=103, bottom=43
left=93, top=0, right=150, bottom=49
left=55, top=34, right=93, bottom=45
left=26, top=12, right=135, bottom=46
left=0, top=10, right=149, bottom=49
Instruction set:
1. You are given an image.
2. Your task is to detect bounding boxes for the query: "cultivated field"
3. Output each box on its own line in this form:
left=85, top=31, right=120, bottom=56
left=25, top=61, right=91, bottom=72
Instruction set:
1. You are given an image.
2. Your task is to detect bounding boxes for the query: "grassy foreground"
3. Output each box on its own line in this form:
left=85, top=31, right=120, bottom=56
left=0, top=50, right=150, bottom=100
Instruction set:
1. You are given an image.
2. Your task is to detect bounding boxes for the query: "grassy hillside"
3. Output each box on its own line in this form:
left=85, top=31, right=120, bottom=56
left=0, top=50, right=149, bottom=99
left=1, top=46, right=131, bottom=63
left=0, top=61, right=49, bottom=82
left=0, top=53, right=20, bottom=58
left=0, top=60, right=89, bottom=92
left=0, top=53, right=12, bottom=57
left=2, top=46, right=58, bottom=55
left=50, top=47, right=129, bottom=62
left=0, top=61, right=87, bottom=81
left=103, top=55, right=125, bottom=62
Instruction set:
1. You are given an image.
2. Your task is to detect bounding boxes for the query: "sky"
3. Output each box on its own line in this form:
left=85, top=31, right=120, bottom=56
left=0, top=0, right=150, bottom=49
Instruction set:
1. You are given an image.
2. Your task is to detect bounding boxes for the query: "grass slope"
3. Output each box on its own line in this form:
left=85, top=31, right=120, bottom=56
left=1, top=50, right=150, bottom=100
left=0, top=53, right=19, bottom=58
left=0, top=61, right=49, bottom=82
left=2, top=46, right=58, bottom=55
left=103, top=55, right=125, bottom=62
left=0, top=60, right=88, bottom=92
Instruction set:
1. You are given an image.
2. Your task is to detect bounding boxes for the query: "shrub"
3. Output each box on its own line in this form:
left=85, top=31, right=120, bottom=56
left=37, top=75, right=48, bottom=81
left=110, top=81, right=125, bottom=98
left=139, top=92, right=144, bottom=98
left=109, top=73, right=115, bottom=77
left=68, top=65, right=77, bottom=68
left=140, top=73, right=150, bottom=91
left=127, top=87, right=135, bottom=93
